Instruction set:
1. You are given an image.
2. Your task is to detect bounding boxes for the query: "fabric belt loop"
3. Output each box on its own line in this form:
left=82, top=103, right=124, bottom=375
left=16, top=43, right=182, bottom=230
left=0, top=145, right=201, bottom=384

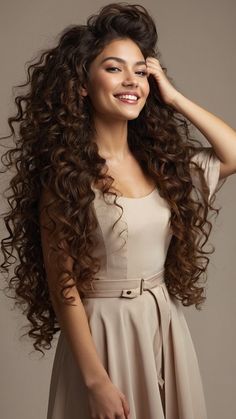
left=140, top=278, right=144, bottom=295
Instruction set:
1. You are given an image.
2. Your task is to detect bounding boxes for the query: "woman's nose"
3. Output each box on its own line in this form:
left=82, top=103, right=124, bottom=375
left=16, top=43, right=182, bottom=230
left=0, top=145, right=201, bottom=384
left=122, top=72, right=139, bottom=87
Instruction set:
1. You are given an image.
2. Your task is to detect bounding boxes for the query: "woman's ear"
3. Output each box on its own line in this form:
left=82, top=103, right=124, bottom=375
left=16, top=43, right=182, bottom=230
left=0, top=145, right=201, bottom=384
left=80, top=63, right=89, bottom=96
left=79, top=83, right=88, bottom=97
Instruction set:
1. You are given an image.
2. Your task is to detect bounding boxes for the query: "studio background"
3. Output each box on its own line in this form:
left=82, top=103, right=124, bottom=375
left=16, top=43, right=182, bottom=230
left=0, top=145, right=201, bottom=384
left=0, top=1, right=235, bottom=418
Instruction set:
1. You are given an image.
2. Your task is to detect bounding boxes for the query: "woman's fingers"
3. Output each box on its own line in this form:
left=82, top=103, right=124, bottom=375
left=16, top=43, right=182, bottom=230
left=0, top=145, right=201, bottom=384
left=119, top=392, right=131, bottom=418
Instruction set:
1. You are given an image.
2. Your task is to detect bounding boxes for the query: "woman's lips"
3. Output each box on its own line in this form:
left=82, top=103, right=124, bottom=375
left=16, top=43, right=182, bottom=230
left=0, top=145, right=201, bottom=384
left=114, top=96, right=140, bottom=105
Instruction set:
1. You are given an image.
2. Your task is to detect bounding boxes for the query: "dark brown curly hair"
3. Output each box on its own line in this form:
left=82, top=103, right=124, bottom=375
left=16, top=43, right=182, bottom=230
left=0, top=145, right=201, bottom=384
left=0, top=2, right=225, bottom=355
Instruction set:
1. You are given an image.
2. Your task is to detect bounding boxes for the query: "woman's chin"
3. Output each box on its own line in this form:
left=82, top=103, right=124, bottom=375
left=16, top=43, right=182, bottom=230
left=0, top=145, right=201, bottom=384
left=112, top=109, right=142, bottom=121
left=93, top=106, right=142, bottom=122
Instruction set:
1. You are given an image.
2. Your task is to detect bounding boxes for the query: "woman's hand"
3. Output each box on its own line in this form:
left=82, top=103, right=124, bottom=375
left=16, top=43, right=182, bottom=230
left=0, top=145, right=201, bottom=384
left=87, top=377, right=131, bottom=418
left=146, top=56, right=180, bottom=106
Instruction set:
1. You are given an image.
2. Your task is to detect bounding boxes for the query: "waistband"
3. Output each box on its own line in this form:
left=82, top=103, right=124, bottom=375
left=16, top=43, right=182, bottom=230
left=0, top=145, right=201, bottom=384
left=82, top=269, right=165, bottom=298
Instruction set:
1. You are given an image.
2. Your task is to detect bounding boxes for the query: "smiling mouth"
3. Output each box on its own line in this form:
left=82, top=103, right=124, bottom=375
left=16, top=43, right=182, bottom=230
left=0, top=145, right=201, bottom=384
left=114, top=94, right=140, bottom=104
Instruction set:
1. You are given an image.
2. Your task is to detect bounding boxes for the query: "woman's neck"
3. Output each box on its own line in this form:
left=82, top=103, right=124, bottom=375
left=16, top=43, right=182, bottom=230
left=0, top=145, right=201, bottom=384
left=93, top=117, right=131, bottom=162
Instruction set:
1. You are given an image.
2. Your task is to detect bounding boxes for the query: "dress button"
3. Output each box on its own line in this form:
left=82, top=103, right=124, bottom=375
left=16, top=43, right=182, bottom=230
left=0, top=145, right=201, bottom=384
left=126, top=290, right=131, bottom=294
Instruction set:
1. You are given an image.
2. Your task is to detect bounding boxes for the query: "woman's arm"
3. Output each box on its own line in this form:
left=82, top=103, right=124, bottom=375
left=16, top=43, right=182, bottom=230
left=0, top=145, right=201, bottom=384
left=171, top=92, right=236, bottom=180
left=146, top=57, right=236, bottom=180
left=39, top=188, right=110, bottom=390
left=50, top=286, right=109, bottom=390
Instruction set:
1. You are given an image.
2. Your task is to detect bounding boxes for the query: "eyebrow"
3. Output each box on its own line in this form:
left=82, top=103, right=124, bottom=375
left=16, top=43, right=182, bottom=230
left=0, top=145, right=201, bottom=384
left=100, top=56, right=146, bottom=66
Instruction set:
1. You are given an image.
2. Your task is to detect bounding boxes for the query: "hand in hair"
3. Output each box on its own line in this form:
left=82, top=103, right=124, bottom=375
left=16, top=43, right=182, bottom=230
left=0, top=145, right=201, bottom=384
left=146, top=56, right=180, bottom=106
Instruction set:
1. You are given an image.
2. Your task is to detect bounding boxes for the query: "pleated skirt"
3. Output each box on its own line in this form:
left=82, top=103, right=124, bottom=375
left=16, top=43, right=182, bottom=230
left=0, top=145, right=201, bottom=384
left=46, top=274, right=208, bottom=419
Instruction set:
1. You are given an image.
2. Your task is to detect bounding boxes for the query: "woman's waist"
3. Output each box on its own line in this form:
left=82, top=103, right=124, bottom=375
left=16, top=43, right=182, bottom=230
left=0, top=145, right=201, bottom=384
left=81, top=268, right=166, bottom=299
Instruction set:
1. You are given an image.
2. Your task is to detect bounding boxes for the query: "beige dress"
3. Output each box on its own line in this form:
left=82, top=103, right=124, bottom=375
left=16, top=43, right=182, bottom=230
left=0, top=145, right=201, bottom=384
left=46, top=147, right=227, bottom=419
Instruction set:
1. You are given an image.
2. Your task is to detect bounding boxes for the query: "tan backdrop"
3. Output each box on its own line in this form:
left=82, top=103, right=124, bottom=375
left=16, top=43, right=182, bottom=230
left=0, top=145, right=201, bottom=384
left=0, top=1, right=235, bottom=418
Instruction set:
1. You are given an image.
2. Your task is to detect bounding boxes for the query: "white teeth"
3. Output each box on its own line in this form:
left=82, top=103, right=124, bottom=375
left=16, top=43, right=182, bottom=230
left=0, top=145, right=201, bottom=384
left=116, top=94, right=138, bottom=100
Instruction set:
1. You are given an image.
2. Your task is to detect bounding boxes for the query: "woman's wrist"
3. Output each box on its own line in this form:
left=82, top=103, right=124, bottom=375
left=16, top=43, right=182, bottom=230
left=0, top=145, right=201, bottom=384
left=84, top=369, right=111, bottom=390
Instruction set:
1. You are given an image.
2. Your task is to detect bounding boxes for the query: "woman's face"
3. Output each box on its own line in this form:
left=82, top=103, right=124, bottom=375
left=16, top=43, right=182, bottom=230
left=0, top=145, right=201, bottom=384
left=82, top=38, right=150, bottom=122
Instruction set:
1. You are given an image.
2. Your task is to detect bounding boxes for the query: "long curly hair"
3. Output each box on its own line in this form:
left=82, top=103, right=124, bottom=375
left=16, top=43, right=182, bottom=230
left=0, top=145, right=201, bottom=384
left=0, top=2, right=223, bottom=355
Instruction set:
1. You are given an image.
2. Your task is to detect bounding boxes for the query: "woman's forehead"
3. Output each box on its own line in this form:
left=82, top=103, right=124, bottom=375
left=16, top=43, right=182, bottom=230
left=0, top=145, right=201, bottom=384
left=94, top=38, right=145, bottom=65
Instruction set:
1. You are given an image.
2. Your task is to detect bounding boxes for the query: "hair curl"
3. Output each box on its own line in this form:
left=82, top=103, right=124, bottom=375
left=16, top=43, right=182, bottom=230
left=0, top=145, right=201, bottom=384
left=0, top=2, right=224, bottom=355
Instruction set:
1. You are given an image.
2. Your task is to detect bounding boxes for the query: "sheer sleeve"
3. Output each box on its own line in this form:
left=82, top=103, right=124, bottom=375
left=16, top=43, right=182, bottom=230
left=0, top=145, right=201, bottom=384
left=189, top=147, right=227, bottom=203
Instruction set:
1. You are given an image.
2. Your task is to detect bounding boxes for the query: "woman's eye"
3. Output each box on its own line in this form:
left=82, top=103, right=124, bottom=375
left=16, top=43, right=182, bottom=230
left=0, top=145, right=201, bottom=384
left=136, top=70, right=148, bottom=76
left=105, top=67, right=147, bottom=76
left=106, top=67, right=121, bottom=72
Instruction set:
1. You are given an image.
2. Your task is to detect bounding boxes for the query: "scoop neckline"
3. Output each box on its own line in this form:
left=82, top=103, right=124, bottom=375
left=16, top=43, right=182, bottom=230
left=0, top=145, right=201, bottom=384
left=117, top=186, right=157, bottom=200
left=92, top=185, right=157, bottom=200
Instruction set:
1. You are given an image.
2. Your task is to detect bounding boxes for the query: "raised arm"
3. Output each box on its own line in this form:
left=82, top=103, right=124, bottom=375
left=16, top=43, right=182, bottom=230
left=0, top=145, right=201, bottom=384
left=146, top=56, right=236, bottom=180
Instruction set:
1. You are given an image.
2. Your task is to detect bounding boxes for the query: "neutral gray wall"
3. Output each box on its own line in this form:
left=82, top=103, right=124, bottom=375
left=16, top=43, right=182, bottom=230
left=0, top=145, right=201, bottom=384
left=0, top=1, right=235, bottom=418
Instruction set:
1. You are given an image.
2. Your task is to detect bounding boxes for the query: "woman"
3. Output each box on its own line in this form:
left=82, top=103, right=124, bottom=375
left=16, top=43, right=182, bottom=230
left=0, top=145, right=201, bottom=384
left=1, top=2, right=235, bottom=419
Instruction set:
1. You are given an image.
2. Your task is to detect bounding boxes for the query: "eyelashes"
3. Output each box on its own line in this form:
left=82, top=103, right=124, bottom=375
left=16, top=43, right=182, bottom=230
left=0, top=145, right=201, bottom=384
left=105, top=67, right=148, bottom=76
